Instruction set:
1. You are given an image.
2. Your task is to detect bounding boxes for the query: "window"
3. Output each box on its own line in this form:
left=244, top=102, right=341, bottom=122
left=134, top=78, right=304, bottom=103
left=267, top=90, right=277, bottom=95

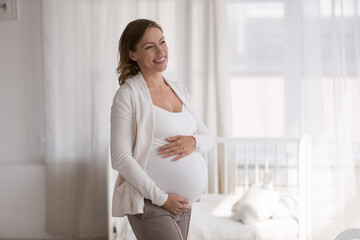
left=228, top=2, right=285, bottom=137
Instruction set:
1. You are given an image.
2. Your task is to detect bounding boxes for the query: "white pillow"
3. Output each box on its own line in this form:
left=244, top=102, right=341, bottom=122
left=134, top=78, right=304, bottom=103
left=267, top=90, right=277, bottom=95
left=272, top=192, right=298, bottom=219
left=233, top=183, right=279, bottom=224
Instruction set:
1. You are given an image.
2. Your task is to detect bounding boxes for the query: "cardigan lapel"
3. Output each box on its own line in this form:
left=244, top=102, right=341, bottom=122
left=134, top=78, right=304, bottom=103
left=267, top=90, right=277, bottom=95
left=133, top=72, right=190, bottom=110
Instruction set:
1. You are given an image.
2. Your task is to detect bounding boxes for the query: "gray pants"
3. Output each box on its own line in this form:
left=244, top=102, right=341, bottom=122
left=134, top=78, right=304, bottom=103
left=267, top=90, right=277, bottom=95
left=127, top=199, right=192, bottom=240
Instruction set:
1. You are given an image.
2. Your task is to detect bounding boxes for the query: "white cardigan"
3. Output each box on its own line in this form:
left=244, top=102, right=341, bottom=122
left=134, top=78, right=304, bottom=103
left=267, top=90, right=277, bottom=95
left=110, top=72, right=213, bottom=217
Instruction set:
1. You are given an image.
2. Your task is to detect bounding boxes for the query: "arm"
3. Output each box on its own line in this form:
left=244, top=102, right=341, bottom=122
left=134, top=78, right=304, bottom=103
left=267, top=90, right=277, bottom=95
left=110, top=87, right=167, bottom=206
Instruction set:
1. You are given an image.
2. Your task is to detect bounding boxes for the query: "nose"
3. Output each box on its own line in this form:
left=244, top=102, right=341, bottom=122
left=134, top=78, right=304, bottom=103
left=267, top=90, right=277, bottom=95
left=155, top=44, right=165, bottom=55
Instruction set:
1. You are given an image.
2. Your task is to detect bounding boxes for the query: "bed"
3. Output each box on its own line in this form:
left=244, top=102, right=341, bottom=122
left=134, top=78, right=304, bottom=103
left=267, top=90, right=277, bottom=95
left=107, top=137, right=310, bottom=240
left=188, top=194, right=298, bottom=240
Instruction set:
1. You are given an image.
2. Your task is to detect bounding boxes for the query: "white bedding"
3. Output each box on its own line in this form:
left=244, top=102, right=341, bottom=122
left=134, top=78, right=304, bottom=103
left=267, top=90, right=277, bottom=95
left=188, top=194, right=298, bottom=240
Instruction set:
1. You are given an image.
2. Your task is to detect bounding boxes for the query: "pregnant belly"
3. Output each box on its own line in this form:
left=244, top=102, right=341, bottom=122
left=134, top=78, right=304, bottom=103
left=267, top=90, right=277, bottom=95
left=146, top=150, right=208, bottom=204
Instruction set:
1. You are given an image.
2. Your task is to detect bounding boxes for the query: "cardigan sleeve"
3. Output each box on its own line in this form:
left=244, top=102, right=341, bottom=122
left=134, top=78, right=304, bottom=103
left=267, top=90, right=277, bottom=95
left=184, top=88, right=214, bottom=153
left=110, top=87, right=168, bottom=206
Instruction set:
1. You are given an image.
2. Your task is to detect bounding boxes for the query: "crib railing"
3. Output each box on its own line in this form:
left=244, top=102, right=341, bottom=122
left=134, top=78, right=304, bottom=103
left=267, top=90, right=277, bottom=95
left=205, top=137, right=308, bottom=193
left=204, top=136, right=311, bottom=240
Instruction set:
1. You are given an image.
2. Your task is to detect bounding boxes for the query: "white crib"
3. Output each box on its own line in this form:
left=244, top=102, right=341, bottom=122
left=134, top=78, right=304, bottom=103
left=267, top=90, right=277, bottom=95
left=107, top=136, right=310, bottom=240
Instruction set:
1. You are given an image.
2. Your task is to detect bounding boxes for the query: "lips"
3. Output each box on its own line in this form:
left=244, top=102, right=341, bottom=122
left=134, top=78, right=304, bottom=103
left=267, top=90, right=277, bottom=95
left=153, top=56, right=166, bottom=63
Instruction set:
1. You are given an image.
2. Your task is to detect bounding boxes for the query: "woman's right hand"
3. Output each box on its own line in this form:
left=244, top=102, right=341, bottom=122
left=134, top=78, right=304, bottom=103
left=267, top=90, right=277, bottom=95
left=161, top=194, right=190, bottom=216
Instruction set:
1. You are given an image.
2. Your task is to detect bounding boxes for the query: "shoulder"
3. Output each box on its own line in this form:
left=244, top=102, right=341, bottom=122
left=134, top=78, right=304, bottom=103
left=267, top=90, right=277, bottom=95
left=114, top=82, right=131, bottom=97
left=114, top=73, right=144, bottom=97
left=113, top=73, right=150, bottom=107
left=112, top=79, right=135, bottom=106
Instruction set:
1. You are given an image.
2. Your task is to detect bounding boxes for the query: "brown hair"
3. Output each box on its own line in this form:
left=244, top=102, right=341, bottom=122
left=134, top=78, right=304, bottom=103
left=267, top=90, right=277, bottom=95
left=116, top=19, right=163, bottom=85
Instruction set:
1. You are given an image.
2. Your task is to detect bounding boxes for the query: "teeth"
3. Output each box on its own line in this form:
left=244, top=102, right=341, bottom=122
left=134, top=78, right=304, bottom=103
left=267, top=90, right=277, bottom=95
left=154, top=57, right=165, bottom=62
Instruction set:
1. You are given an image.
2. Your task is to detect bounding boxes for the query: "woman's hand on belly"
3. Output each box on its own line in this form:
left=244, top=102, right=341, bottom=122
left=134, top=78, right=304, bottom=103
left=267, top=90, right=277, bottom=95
left=157, top=135, right=196, bottom=161
left=161, top=193, right=190, bottom=216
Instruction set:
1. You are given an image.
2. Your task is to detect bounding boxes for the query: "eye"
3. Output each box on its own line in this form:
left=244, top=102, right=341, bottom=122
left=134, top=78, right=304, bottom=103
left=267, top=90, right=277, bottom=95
left=160, top=40, right=166, bottom=44
left=145, top=45, right=153, bottom=50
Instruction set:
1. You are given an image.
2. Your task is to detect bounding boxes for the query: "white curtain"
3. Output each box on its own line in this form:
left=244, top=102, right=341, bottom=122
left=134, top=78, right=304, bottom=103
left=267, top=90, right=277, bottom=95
left=42, top=0, right=231, bottom=238
left=226, top=0, right=359, bottom=238
left=286, top=0, right=360, bottom=239
left=179, top=0, right=233, bottom=194
left=42, top=1, right=117, bottom=238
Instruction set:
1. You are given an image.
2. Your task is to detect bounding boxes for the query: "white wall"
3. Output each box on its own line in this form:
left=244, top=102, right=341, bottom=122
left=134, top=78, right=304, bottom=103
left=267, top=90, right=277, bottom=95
left=0, top=165, right=63, bottom=239
left=0, top=0, right=45, bottom=165
left=0, top=1, right=61, bottom=239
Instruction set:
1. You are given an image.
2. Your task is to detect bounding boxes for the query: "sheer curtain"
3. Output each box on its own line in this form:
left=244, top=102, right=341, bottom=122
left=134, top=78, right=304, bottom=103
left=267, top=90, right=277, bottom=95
left=286, top=0, right=360, bottom=238
left=42, top=1, right=117, bottom=238
left=185, top=0, right=233, bottom=194
left=227, top=0, right=359, bottom=239
left=42, top=0, right=231, bottom=238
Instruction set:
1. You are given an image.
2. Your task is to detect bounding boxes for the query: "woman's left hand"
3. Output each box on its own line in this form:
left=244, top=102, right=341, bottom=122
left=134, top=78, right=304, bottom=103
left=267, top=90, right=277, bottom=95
left=158, top=135, right=196, bottom=161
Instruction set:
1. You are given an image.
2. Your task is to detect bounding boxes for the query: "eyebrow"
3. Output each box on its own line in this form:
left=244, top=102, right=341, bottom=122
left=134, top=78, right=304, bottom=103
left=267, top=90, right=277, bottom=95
left=142, top=36, right=165, bottom=47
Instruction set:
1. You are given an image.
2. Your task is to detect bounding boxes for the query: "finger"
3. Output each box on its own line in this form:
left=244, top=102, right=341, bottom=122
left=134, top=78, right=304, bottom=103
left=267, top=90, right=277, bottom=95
left=165, top=135, right=181, bottom=142
left=172, top=152, right=188, bottom=161
left=176, top=209, right=186, bottom=213
left=163, top=149, right=183, bottom=158
left=158, top=142, right=178, bottom=152
left=159, top=145, right=180, bottom=155
left=179, top=198, right=190, bottom=205
left=176, top=206, right=189, bottom=212
left=178, top=206, right=190, bottom=211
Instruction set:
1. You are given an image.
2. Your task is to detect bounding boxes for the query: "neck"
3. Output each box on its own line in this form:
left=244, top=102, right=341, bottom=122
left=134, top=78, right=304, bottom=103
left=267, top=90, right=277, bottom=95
left=141, top=71, right=164, bottom=87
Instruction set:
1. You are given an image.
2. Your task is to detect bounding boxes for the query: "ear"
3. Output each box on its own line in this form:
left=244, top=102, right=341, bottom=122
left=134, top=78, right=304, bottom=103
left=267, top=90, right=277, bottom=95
left=129, top=50, right=137, bottom=61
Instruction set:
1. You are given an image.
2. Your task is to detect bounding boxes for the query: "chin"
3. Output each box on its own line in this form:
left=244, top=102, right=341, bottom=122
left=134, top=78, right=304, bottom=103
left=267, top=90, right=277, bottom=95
left=156, top=65, right=168, bottom=72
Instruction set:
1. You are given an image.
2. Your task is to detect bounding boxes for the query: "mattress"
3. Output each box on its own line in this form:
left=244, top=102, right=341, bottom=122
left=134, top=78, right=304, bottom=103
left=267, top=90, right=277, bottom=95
left=188, top=194, right=298, bottom=240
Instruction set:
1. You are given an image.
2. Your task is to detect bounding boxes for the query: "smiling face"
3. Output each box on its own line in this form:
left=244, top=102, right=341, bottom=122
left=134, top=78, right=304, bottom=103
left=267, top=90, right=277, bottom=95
left=129, top=27, right=168, bottom=76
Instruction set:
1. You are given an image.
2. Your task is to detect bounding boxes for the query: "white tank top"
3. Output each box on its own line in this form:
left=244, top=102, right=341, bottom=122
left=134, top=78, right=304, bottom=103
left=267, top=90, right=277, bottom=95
left=146, top=103, right=208, bottom=204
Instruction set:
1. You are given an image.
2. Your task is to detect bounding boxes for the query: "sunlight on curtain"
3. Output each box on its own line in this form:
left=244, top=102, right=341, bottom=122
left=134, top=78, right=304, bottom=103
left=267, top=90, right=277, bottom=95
left=306, top=0, right=360, bottom=239
left=227, top=0, right=360, bottom=239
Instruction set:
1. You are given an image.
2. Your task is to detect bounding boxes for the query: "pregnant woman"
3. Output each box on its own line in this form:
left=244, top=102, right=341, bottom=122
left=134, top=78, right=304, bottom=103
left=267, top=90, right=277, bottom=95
left=110, top=19, right=213, bottom=240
